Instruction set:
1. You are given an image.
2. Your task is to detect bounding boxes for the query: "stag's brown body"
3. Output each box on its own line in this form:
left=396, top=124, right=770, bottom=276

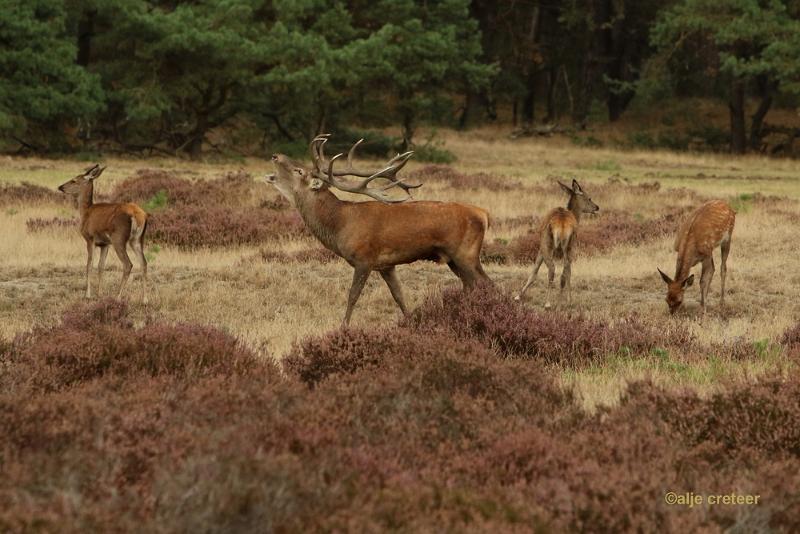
left=58, top=165, right=149, bottom=301
left=266, top=136, right=491, bottom=325
left=659, top=199, right=735, bottom=314
left=515, top=179, right=599, bottom=307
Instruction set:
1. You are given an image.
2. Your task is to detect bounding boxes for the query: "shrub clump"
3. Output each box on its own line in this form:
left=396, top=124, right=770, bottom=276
left=25, top=216, right=77, bottom=233
left=406, top=164, right=523, bottom=191
left=5, top=299, right=270, bottom=392
left=782, top=322, right=800, bottom=359
left=0, top=182, right=67, bottom=205
left=404, top=285, right=692, bottom=363
left=109, top=169, right=310, bottom=247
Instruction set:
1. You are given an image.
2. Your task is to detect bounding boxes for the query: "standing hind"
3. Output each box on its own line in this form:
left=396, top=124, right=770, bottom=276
left=58, top=164, right=149, bottom=303
left=515, top=179, right=599, bottom=307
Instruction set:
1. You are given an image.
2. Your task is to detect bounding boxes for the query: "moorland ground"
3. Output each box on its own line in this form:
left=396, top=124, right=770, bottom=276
left=2, top=127, right=799, bottom=409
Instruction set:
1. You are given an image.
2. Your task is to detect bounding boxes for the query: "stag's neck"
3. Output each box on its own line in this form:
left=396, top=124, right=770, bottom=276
left=295, top=189, right=344, bottom=254
left=78, top=182, right=95, bottom=220
left=566, top=196, right=582, bottom=223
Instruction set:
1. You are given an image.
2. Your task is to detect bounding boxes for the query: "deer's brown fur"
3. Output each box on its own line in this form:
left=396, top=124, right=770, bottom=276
left=58, top=164, right=149, bottom=302
left=266, top=146, right=490, bottom=326
left=515, top=179, right=599, bottom=307
left=659, top=199, right=735, bottom=314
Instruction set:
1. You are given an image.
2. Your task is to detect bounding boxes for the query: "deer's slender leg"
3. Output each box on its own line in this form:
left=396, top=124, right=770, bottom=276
left=543, top=254, right=556, bottom=309
left=380, top=267, right=407, bottom=316
left=560, top=259, right=572, bottom=307
left=344, top=268, right=370, bottom=326
left=699, top=256, right=714, bottom=314
left=96, top=245, right=109, bottom=296
left=720, top=239, right=730, bottom=307
left=112, top=240, right=134, bottom=299
left=85, top=240, right=94, bottom=299
left=131, top=239, right=148, bottom=304
left=516, top=253, right=544, bottom=301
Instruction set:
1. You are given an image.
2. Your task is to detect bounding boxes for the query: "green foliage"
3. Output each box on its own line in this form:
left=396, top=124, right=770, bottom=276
left=143, top=190, right=168, bottom=212
left=729, top=192, right=755, bottom=213
left=0, top=0, right=104, bottom=148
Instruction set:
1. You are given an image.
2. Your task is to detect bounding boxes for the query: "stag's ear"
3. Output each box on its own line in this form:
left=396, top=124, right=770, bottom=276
left=571, top=179, right=584, bottom=194
left=658, top=268, right=672, bottom=285
left=309, top=177, right=325, bottom=190
left=682, top=274, right=695, bottom=288
left=558, top=181, right=573, bottom=195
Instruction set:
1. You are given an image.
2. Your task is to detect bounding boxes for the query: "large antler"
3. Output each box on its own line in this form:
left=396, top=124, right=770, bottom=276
left=310, top=134, right=420, bottom=203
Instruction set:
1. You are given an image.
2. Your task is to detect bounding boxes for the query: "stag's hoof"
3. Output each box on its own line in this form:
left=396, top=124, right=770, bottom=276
left=513, top=295, right=521, bottom=302
left=544, top=302, right=552, bottom=310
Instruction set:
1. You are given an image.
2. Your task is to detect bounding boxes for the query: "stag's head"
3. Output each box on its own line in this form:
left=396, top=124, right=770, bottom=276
left=265, top=134, right=419, bottom=205
left=559, top=179, right=599, bottom=214
left=658, top=268, right=694, bottom=314
left=58, top=164, right=106, bottom=196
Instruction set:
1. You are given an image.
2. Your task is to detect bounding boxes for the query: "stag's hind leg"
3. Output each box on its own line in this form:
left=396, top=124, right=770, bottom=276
left=560, top=238, right=575, bottom=307
left=380, top=267, right=408, bottom=316
left=720, top=239, right=731, bottom=307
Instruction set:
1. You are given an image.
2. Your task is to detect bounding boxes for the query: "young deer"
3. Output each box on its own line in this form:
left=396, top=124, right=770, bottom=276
left=266, top=134, right=491, bottom=326
left=58, top=164, right=149, bottom=302
left=658, top=199, right=735, bottom=315
left=514, top=179, right=599, bottom=307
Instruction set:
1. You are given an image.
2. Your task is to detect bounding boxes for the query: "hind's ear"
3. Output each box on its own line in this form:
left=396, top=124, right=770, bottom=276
left=682, top=274, right=695, bottom=288
left=83, top=164, right=106, bottom=181
left=558, top=181, right=573, bottom=195
left=658, top=268, right=672, bottom=285
left=571, top=179, right=584, bottom=194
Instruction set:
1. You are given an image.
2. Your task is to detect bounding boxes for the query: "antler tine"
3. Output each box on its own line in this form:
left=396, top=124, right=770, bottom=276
left=347, top=139, right=364, bottom=169
left=326, top=152, right=345, bottom=183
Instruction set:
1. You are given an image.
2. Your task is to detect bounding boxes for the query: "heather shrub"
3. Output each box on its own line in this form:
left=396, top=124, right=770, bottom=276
left=108, top=169, right=308, bottom=247
left=0, top=182, right=67, bottom=205
left=146, top=205, right=308, bottom=248
left=505, top=207, right=690, bottom=263
left=25, top=216, right=77, bottom=233
left=257, top=246, right=337, bottom=264
left=782, top=322, right=800, bottom=359
left=6, top=299, right=270, bottom=392
left=404, top=285, right=691, bottom=364
left=406, top=164, right=523, bottom=191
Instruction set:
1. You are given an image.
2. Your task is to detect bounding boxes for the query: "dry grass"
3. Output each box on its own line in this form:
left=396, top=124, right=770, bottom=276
left=1, top=129, right=798, bottom=410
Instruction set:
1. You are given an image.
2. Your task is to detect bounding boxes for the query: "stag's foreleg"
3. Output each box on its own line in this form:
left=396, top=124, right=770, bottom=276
left=380, top=267, right=408, bottom=316
left=543, top=255, right=556, bottom=309
left=344, top=267, right=371, bottom=326
left=560, top=238, right=575, bottom=307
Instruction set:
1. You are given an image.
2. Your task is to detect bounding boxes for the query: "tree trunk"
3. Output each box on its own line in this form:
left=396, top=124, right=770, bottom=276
left=76, top=10, right=96, bottom=67
left=522, top=70, right=537, bottom=126
left=545, top=66, right=558, bottom=123
left=729, top=79, right=746, bottom=154
left=749, top=79, right=776, bottom=152
left=401, top=111, right=415, bottom=151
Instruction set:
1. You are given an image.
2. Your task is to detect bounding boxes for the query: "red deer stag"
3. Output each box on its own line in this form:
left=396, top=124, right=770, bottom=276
left=58, top=164, right=149, bottom=302
left=265, top=134, right=491, bottom=325
left=514, top=179, right=599, bottom=307
left=658, top=199, right=735, bottom=314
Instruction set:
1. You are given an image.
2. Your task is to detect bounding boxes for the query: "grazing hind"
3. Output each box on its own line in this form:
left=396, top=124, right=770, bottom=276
left=515, top=179, right=599, bottom=307
left=658, top=199, right=735, bottom=315
left=58, top=164, right=149, bottom=302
